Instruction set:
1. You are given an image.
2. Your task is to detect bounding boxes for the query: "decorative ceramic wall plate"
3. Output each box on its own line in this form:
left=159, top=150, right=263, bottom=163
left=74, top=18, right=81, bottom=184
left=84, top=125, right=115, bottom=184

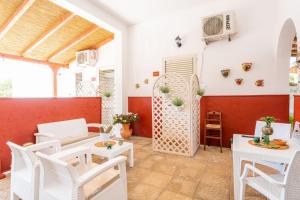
left=221, top=69, right=230, bottom=77
left=242, top=62, right=252, bottom=72
left=255, top=80, right=264, bottom=87
left=235, top=78, right=243, bottom=85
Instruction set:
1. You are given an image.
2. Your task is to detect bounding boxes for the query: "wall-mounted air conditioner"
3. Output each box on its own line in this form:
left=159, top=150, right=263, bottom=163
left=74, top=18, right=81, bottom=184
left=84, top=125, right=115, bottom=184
left=76, top=50, right=97, bottom=67
left=201, top=11, right=237, bottom=44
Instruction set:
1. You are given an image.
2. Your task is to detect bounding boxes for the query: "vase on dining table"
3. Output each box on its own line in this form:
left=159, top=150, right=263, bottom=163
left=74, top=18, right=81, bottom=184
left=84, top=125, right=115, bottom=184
left=120, top=123, right=133, bottom=139
left=262, top=124, right=273, bottom=145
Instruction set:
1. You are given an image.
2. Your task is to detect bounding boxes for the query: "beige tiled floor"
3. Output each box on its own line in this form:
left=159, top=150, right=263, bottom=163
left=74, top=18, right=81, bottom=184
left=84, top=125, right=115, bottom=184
left=0, top=136, right=267, bottom=200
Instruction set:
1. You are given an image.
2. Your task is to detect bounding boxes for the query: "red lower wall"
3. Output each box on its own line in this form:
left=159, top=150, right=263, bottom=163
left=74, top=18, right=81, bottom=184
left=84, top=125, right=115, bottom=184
left=128, top=97, right=152, bottom=138
left=0, top=97, right=101, bottom=172
left=128, top=95, right=289, bottom=147
left=200, top=95, right=289, bottom=147
left=294, top=95, right=300, bottom=122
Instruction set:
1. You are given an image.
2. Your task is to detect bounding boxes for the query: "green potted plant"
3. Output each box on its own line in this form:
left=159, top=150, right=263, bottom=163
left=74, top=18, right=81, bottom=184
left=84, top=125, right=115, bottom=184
left=159, top=86, right=170, bottom=98
left=196, top=89, right=205, bottom=100
left=172, top=97, right=184, bottom=111
left=260, top=116, right=276, bottom=144
left=103, top=91, right=112, bottom=98
left=113, top=113, right=139, bottom=139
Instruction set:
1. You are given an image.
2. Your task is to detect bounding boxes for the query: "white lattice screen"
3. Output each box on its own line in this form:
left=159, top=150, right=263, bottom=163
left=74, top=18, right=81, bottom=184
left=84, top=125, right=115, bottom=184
left=76, top=80, right=97, bottom=97
left=98, top=70, right=115, bottom=126
left=152, top=73, right=200, bottom=156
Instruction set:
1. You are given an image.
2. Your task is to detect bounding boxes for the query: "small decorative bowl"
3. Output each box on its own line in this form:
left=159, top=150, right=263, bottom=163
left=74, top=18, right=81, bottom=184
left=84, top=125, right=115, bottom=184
left=105, top=143, right=113, bottom=149
left=253, top=137, right=260, bottom=143
left=255, top=80, right=264, bottom=87
left=242, top=63, right=252, bottom=72
left=235, top=78, right=243, bottom=85
left=221, top=69, right=230, bottom=78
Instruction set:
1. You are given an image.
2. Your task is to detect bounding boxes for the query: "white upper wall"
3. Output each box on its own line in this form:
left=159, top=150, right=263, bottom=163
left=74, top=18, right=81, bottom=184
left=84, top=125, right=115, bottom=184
left=89, top=0, right=222, bottom=25
left=127, top=0, right=293, bottom=97
left=53, top=0, right=299, bottom=99
left=97, top=39, right=118, bottom=69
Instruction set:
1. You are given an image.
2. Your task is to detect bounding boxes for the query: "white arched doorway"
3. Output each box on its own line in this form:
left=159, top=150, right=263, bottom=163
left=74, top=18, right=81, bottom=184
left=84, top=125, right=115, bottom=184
left=276, top=18, right=298, bottom=118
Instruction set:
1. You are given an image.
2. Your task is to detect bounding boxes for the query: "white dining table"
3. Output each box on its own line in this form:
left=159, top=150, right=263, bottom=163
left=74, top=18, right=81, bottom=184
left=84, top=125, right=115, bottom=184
left=232, top=134, right=300, bottom=200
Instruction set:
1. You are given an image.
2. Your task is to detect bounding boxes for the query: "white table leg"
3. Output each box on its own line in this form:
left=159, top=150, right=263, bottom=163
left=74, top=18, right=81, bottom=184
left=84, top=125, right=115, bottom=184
left=128, top=146, right=134, bottom=167
left=233, top=151, right=241, bottom=200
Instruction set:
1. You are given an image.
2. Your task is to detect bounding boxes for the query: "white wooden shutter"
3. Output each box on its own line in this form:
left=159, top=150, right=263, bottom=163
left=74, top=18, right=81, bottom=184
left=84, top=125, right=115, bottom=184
left=98, top=70, right=115, bottom=96
left=163, top=56, right=196, bottom=79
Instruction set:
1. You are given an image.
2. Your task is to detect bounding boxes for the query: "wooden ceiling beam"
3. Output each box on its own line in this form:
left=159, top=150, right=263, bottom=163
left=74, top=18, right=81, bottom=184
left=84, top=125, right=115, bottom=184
left=48, top=25, right=98, bottom=61
left=22, top=13, right=75, bottom=56
left=0, top=52, right=68, bottom=68
left=0, top=0, right=36, bottom=40
left=93, top=34, right=114, bottom=49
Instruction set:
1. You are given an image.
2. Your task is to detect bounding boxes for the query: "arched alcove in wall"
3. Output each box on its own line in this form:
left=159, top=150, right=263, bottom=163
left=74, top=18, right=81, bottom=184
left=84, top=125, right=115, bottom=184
left=276, top=18, right=297, bottom=89
left=276, top=18, right=297, bottom=117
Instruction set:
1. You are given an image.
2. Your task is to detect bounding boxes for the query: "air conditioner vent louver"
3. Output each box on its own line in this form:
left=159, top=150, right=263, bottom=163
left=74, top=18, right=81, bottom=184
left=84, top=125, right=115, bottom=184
left=76, top=50, right=97, bottom=67
left=203, top=15, right=223, bottom=36
left=201, top=11, right=236, bottom=43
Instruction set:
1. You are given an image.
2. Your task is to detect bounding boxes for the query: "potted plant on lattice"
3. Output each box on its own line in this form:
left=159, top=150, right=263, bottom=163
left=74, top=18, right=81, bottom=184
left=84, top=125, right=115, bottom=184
left=103, top=91, right=112, bottom=98
left=113, top=113, right=139, bottom=139
left=172, top=97, right=184, bottom=111
left=196, top=89, right=205, bottom=101
left=260, top=116, right=276, bottom=144
left=159, top=86, right=170, bottom=98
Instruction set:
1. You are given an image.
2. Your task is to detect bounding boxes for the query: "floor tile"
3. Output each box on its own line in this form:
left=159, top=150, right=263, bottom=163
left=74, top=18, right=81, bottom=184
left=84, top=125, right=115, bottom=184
left=194, top=182, right=230, bottom=200
left=166, top=176, right=198, bottom=196
left=142, top=171, right=172, bottom=188
left=157, top=190, right=193, bottom=200
left=128, top=183, right=162, bottom=200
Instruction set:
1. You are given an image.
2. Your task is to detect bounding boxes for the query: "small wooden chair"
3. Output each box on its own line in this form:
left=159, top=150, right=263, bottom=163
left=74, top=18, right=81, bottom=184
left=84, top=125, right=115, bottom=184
left=204, top=111, right=223, bottom=152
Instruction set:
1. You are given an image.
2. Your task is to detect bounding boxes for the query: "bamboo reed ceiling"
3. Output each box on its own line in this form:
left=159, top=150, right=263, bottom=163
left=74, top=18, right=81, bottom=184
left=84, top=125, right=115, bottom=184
left=0, top=0, right=114, bottom=66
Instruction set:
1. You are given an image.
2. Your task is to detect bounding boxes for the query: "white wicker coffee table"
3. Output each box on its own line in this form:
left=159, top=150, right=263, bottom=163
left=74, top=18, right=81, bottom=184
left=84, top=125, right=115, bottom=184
left=83, top=137, right=134, bottom=167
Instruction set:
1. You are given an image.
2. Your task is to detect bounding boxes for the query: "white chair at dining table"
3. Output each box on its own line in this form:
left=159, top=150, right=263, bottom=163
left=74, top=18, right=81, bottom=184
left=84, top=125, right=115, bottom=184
left=252, top=121, right=292, bottom=174
left=240, top=150, right=300, bottom=200
left=292, top=121, right=300, bottom=144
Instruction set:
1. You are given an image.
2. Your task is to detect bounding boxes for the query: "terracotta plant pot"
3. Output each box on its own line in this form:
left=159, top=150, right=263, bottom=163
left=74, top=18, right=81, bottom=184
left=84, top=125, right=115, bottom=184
left=242, top=63, right=252, bottom=71
left=120, top=123, right=133, bottom=139
left=221, top=69, right=230, bottom=77
left=235, top=78, right=243, bottom=85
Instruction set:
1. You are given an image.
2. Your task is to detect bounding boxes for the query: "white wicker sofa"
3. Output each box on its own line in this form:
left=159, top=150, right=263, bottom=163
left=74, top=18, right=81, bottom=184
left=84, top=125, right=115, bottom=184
left=35, top=118, right=103, bottom=148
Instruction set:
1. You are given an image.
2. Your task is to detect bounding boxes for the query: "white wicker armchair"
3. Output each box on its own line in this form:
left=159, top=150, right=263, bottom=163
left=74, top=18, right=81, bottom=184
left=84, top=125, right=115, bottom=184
left=7, top=140, right=61, bottom=200
left=240, top=150, right=300, bottom=200
left=36, top=146, right=128, bottom=200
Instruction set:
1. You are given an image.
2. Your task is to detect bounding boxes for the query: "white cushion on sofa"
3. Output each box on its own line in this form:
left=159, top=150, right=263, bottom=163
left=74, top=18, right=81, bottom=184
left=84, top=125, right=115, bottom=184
left=38, top=118, right=88, bottom=139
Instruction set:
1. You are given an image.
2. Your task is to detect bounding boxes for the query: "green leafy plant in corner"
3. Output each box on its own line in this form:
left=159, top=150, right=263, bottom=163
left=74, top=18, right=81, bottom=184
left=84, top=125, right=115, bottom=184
left=197, top=89, right=205, bottom=96
left=159, top=86, right=170, bottom=94
left=172, top=97, right=184, bottom=107
left=103, top=91, right=112, bottom=98
left=289, top=115, right=294, bottom=125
